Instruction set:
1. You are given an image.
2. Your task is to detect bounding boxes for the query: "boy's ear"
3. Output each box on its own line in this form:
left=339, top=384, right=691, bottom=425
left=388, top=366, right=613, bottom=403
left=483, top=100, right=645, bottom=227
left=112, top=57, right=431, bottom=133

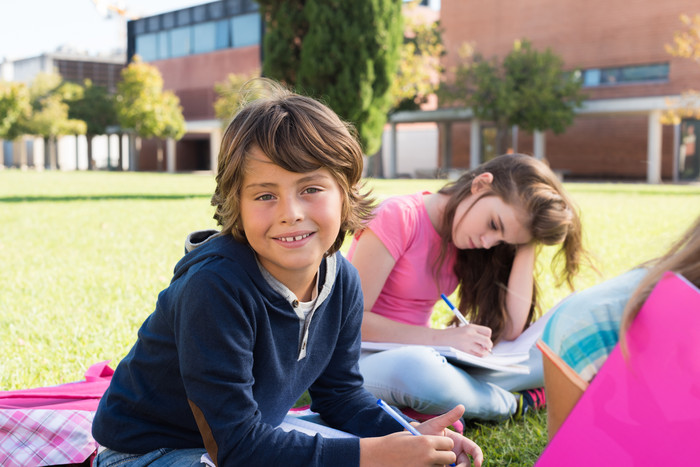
left=471, top=172, right=494, bottom=194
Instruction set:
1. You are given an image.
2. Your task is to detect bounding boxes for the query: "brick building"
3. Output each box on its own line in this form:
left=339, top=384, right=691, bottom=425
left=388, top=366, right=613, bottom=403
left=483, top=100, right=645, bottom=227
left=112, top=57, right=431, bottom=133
left=435, top=0, right=700, bottom=181
left=129, top=0, right=699, bottom=180
left=125, top=0, right=261, bottom=171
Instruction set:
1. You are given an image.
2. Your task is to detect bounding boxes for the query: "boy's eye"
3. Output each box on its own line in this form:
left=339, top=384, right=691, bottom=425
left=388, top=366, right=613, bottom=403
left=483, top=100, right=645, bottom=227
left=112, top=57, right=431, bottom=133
left=256, top=194, right=275, bottom=201
left=303, top=187, right=322, bottom=194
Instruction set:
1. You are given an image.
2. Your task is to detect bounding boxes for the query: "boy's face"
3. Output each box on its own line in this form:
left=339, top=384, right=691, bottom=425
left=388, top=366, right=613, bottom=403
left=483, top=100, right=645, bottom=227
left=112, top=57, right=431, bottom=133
left=239, top=147, right=343, bottom=294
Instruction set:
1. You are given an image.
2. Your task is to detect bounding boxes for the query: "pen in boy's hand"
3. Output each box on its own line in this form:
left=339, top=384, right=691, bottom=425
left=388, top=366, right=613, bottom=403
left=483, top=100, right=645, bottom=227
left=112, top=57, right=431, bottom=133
left=377, top=399, right=421, bottom=435
left=376, top=399, right=456, bottom=467
left=441, top=293, right=470, bottom=327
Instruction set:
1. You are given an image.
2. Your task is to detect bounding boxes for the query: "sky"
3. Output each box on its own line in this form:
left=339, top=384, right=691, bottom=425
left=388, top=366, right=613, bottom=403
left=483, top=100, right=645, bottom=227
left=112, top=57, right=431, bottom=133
left=0, top=0, right=212, bottom=61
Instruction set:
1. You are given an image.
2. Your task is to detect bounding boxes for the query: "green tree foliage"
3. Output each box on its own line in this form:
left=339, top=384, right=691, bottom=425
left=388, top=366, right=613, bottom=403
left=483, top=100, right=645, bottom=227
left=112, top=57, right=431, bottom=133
left=662, top=14, right=700, bottom=124
left=0, top=81, right=31, bottom=140
left=439, top=39, right=586, bottom=155
left=258, top=0, right=403, bottom=156
left=25, top=72, right=87, bottom=169
left=390, top=1, right=445, bottom=112
left=66, top=79, right=118, bottom=169
left=116, top=57, right=185, bottom=171
left=213, top=70, right=259, bottom=126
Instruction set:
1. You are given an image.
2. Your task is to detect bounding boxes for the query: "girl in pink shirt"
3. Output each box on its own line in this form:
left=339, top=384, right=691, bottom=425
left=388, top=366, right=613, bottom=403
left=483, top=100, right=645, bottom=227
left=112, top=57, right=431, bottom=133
left=348, top=154, right=587, bottom=422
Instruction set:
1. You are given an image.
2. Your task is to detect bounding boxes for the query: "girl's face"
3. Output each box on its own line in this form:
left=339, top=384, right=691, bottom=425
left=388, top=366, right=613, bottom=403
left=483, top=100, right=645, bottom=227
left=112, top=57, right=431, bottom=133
left=239, top=147, right=343, bottom=287
left=451, top=184, right=532, bottom=250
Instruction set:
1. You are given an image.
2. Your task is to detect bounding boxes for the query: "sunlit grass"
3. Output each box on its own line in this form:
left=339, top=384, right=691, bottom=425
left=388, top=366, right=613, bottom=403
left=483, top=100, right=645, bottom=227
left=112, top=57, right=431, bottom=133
left=1, top=169, right=699, bottom=466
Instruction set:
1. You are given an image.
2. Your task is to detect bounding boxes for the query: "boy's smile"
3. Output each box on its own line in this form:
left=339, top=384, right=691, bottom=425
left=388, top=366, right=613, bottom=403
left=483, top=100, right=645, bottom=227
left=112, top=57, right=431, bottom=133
left=239, top=147, right=343, bottom=300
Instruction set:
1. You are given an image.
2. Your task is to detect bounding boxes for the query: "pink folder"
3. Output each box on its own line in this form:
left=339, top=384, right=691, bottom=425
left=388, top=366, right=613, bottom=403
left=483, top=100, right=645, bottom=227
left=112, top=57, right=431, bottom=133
left=536, top=271, right=700, bottom=466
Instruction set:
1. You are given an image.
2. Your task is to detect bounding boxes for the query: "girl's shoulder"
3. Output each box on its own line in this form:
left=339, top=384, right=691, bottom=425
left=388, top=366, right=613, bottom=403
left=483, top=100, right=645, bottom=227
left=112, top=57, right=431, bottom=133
left=375, top=192, right=428, bottom=221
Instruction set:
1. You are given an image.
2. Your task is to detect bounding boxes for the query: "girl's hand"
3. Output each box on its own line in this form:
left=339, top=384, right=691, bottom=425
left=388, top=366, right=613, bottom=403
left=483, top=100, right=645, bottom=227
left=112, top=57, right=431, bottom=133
left=439, top=324, right=493, bottom=356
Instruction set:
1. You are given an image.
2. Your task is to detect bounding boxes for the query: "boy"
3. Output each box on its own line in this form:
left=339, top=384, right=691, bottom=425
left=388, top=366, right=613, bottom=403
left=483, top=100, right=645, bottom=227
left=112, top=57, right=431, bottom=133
left=92, top=79, right=482, bottom=467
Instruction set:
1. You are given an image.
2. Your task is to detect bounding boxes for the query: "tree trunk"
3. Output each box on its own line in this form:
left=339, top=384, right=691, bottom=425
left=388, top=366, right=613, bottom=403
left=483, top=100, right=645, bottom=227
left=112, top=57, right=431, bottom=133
left=156, top=140, right=164, bottom=172
left=118, top=133, right=124, bottom=170
left=495, top=124, right=510, bottom=157
left=45, top=137, right=55, bottom=170
left=367, top=145, right=385, bottom=178
left=75, top=135, right=80, bottom=170
left=87, top=134, right=94, bottom=170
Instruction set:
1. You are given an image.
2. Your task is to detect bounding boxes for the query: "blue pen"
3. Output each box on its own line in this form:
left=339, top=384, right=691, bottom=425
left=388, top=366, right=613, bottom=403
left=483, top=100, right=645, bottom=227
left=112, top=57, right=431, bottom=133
left=377, top=399, right=457, bottom=466
left=377, top=398, right=421, bottom=435
left=441, top=293, right=470, bottom=326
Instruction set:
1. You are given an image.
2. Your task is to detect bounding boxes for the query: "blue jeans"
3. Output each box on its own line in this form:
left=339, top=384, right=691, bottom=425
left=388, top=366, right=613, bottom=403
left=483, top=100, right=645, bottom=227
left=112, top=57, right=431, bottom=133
left=359, top=344, right=544, bottom=421
left=94, top=447, right=208, bottom=467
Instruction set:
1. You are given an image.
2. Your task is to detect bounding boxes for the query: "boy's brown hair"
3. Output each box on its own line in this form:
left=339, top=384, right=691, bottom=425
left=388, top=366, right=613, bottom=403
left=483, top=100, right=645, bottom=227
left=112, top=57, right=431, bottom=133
left=211, top=78, right=373, bottom=255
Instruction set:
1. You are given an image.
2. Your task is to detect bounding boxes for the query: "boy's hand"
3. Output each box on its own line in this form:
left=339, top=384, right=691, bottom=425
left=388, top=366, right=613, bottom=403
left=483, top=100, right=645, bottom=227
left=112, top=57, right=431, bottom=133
left=360, top=431, right=457, bottom=467
left=416, top=405, right=483, bottom=467
left=359, top=405, right=483, bottom=467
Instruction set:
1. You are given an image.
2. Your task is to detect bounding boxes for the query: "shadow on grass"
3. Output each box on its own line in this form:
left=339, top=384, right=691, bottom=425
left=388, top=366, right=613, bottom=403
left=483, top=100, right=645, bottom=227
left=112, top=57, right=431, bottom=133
left=0, top=194, right=212, bottom=203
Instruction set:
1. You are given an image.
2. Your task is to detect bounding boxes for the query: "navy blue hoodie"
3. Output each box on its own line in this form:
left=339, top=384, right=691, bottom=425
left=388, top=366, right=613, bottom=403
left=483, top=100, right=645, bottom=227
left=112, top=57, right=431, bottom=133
left=92, top=233, right=401, bottom=466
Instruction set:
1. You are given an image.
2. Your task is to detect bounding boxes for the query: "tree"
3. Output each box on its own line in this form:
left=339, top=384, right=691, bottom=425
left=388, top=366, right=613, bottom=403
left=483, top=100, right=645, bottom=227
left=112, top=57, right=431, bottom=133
left=662, top=14, right=700, bottom=124
left=0, top=81, right=31, bottom=166
left=0, top=81, right=31, bottom=138
left=439, top=39, right=586, bottom=156
left=67, top=79, right=118, bottom=170
left=115, top=57, right=185, bottom=171
left=25, top=72, right=87, bottom=169
left=390, top=1, right=445, bottom=112
left=213, top=71, right=259, bottom=126
left=258, top=0, right=403, bottom=156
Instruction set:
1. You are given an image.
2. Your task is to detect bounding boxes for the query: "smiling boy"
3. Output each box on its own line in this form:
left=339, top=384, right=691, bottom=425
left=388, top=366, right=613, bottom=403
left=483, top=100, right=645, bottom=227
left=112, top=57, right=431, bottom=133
left=91, top=79, right=483, bottom=467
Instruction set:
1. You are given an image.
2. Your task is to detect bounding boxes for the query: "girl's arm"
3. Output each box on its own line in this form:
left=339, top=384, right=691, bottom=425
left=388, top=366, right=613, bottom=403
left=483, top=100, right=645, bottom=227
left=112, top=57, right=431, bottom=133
left=351, top=229, right=492, bottom=355
left=502, top=242, right=536, bottom=341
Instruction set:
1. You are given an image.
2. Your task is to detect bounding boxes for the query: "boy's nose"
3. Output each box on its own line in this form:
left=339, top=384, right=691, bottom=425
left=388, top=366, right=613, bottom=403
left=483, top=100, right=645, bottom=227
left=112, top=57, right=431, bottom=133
left=279, top=196, right=303, bottom=224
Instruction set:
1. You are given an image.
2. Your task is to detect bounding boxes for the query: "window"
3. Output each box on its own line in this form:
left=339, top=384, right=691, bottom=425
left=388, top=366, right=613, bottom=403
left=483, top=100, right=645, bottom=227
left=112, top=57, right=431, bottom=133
left=130, top=5, right=260, bottom=62
left=135, top=33, right=158, bottom=61
left=170, top=26, right=192, bottom=57
left=582, top=63, right=669, bottom=87
left=193, top=22, right=217, bottom=54
left=157, top=31, right=169, bottom=59
left=231, top=12, right=260, bottom=47
left=215, top=20, right=230, bottom=49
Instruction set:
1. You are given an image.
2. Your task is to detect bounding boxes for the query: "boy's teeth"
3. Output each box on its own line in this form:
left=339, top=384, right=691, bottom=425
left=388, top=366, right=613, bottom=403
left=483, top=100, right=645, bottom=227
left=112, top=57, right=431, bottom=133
left=280, top=233, right=309, bottom=242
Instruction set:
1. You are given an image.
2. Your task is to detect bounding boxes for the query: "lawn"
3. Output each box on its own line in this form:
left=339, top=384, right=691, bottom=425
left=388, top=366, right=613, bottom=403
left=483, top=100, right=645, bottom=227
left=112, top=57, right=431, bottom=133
left=1, top=170, right=699, bottom=465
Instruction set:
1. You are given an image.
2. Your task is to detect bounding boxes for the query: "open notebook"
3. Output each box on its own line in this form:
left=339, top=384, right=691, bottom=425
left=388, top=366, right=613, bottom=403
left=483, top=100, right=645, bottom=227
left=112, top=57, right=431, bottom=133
left=361, top=305, right=556, bottom=374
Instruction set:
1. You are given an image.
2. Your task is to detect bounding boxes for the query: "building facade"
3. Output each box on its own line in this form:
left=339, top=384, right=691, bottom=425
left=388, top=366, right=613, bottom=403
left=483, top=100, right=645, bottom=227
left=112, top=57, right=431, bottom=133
left=437, top=0, right=700, bottom=181
left=124, top=0, right=699, bottom=180
left=0, top=51, right=125, bottom=170
left=126, top=0, right=261, bottom=171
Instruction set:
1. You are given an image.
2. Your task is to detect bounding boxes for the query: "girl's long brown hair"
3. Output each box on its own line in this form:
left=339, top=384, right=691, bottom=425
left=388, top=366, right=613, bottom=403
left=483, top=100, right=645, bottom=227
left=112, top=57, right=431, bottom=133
left=437, top=154, right=586, bottom=342
left=620, top=215, right=700, bottom=350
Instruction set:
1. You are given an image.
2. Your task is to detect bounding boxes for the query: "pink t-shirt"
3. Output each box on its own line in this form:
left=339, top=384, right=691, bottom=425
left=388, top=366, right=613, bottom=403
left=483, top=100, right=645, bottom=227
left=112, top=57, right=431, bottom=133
left=347, top=192, right=458, bottom=327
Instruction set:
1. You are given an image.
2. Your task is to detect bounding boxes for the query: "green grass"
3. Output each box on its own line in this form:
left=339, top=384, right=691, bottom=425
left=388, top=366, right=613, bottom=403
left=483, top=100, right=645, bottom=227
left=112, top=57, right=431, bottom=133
left=2, top=170, right=699, bottom=466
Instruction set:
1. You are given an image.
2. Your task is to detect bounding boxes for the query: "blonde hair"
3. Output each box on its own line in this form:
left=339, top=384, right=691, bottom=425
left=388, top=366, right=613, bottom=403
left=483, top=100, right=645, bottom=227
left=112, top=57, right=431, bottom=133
left=620, top=215, right=700, bottom=349
left=211, top=78, right=373, bottom=255
left=437, top=154, right=587, bottom=342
